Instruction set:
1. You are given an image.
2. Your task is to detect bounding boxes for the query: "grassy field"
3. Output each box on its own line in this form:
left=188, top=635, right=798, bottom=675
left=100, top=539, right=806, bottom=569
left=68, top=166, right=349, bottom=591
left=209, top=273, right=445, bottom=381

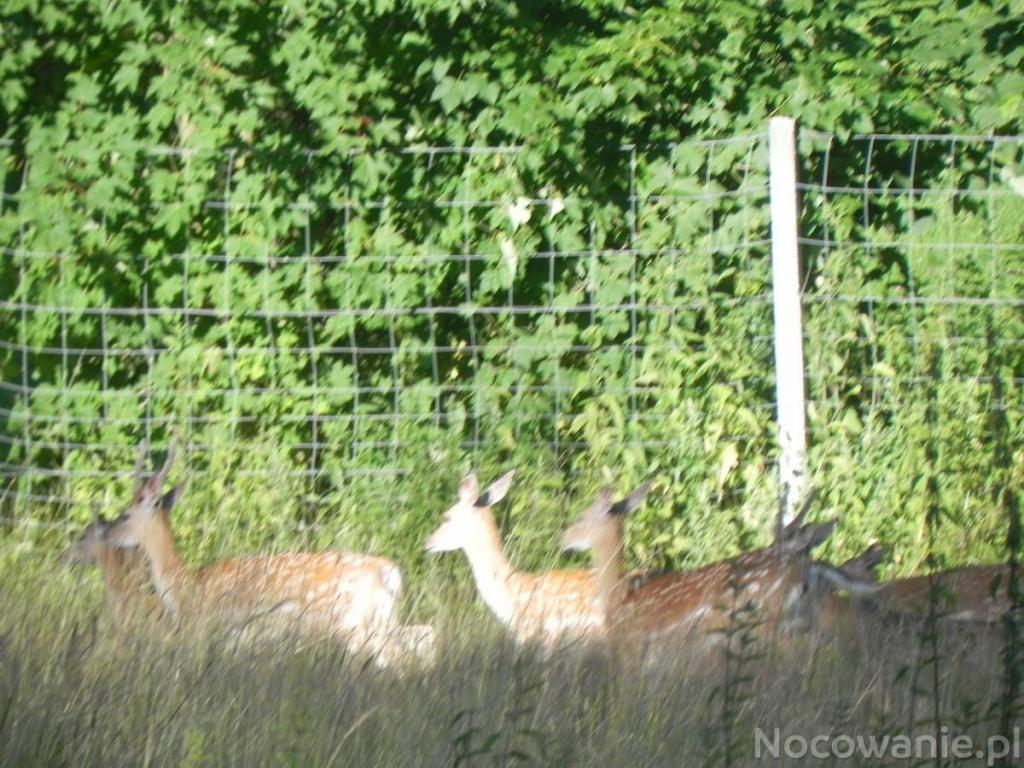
left=0, top=544, right=1015, bottom=768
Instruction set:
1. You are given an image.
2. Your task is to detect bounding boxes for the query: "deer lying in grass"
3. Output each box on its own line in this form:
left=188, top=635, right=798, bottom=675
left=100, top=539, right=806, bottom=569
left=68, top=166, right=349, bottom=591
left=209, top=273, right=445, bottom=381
left=63, top=510, right=164, bottom=624
left=106, top=443, right=433, bottom=666
left=560, top=484, right=836, bottom=657
left=807, top=547, right=1016, bottom=627
left=425, top=471, right=652, bottom=648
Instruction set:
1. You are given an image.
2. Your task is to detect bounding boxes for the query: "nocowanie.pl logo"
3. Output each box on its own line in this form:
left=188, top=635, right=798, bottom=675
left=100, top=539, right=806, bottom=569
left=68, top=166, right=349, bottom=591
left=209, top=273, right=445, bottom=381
left=755, top=726, right=1021, bottom=766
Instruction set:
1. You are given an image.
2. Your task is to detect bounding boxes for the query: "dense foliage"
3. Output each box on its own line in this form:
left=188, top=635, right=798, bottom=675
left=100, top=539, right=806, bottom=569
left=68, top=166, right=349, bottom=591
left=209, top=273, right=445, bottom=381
left=1, top=0, right=1022, bottom=580
left=3, top=0, right=1022, bottom=148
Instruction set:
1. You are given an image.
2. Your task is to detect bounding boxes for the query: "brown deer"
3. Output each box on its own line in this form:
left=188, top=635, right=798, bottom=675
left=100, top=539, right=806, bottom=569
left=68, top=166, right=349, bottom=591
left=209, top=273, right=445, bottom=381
left=557, top=481, right=655, bottom=626
left=106, top=442, right=431, bottom=664
left=63, top=510, right=164, bottom=624
left=561, top=485, right=836, bottom=656
left=425, top=471, right=652, bottom=648
left=807, top=547, right=1016, bottom=627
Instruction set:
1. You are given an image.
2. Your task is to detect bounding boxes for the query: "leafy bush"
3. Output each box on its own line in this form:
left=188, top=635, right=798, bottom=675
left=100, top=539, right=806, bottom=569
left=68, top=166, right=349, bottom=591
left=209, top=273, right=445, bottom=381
left=0, top=0, right=1022, bottom=579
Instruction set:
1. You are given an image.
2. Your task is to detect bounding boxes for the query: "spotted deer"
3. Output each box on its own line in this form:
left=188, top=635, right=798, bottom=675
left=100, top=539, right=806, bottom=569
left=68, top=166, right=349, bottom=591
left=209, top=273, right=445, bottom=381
left=561, top=486, right=836, bottom=656
left=63, top=511, right=164, bottom=624
left=792, top=544, right=886, bottom=634
left=106, top=443, right=432, bottom=664
left=808, top=548, right=1016, bottom=627
left=557, top=481, right=655, bottom=625
left=425, top=471, right=650, bottom=648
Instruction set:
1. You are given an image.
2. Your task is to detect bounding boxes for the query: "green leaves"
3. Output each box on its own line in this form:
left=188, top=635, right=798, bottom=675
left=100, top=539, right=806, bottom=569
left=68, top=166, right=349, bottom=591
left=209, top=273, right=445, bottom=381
left=1, top=0, right=1022, bottom=572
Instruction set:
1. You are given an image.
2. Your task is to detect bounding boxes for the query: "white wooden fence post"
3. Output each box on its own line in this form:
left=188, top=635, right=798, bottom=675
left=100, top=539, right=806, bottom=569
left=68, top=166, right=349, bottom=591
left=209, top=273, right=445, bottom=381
left=768, top=116, right=808, bottom=525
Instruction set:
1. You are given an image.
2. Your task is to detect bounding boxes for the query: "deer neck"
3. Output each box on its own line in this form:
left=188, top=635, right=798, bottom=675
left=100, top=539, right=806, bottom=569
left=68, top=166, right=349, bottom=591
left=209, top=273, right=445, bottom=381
left=461, top=514, right=517, bottom=625
left=95, top=546, right=136, bottom=612
left=592, top=522, right=627, bottom=621
left=137, top=514, right=191, bottom=616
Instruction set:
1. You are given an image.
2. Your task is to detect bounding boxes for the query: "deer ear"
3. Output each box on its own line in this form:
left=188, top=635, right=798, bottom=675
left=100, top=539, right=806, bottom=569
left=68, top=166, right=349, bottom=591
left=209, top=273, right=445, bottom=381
left=610, top=478, right=655, bottom=516
left=157, top=442, right=176, bottom=485
left=139, top=472, right=162, bottom=501
left=476, top=470, right=515, bottom=508
left=458, top=473, right=479, bottom=503
left=784, top=518, right=837, bottom=555
left=160, top=481, right=187, bottom=515
left=779, top=487, right=819, bottom=541
left=594, top=486, right=615, bottom=511
left=580, top=486, right=616, bottom=519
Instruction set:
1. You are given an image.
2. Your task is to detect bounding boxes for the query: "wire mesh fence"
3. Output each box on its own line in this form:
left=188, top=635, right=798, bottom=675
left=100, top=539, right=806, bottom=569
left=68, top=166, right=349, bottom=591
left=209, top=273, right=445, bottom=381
left=1, top=124, right=1022, bottom=570
left=797, top=130, right=1024, bottom=569
left=0, top=132, right=778, bottom=544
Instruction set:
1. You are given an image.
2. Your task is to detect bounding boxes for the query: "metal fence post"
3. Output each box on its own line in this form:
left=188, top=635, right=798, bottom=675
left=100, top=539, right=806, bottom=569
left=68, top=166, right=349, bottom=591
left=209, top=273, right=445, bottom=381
left=768, top=116, right=808, bottom=525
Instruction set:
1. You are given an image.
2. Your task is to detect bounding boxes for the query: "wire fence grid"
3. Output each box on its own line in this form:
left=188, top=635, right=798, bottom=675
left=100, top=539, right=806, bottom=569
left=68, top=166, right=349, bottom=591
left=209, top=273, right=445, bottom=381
left=0, top=123, right=1021, bottom=561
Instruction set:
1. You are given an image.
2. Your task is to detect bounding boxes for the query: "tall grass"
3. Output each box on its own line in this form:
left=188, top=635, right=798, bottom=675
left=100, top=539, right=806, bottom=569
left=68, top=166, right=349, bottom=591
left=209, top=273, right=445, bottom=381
left=0, top=548, right=1013, bottom=767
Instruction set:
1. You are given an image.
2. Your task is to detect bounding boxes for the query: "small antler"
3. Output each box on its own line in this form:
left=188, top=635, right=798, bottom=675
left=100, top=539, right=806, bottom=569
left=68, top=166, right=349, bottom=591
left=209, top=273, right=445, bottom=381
left=132, top=441, right=149, bottom=498
left=157, top=440, right=177, bottom=486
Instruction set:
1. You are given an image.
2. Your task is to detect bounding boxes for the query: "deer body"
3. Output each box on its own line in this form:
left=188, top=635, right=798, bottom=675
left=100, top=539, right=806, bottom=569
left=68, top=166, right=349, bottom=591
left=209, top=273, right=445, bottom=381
left=488, top=568, right=605, bottom=643
left=877, top=565, right=1012, bottom=621
left=426, top=471, right=607, bottom=646
left=811, top=557, right=1014, bottom=628
left=106, top=444, right=418, bottom=662
left=561, top=484, right=835, bottom=655
left=620, top=549, right=816, bottom=646
left=146, top=543, right=402, bottom=644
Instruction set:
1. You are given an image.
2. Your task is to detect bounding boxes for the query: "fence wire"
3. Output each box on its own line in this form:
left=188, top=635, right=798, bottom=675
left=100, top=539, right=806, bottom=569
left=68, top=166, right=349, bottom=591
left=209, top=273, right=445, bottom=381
left=798, top=130, right=1024, bottom=569
left=0, top=133, right=777, bottom=532
left=1, top=127, right=1021, bottom=569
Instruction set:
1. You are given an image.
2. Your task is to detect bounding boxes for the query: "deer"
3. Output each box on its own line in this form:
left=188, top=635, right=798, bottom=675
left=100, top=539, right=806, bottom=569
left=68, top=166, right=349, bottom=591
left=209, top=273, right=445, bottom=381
left=806, top=547, right=1017, bottom=627
left=790, top=544, right=887, bottom=635
left=560, top=484, right=837, bottom=658
left=556, top=481, right=655, bottom=626
left=105, top=442, right=433, bottom=666
left=62, top=509, right=164, bottom=624
left=424, top=471, right=652, bottom=648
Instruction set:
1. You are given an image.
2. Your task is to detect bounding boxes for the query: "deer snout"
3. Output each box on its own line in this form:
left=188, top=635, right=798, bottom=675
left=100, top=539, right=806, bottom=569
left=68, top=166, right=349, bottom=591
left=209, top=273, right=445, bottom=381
left=424, top=527, right=449, bottom=553
left=559, top=527, right=588, bottom=552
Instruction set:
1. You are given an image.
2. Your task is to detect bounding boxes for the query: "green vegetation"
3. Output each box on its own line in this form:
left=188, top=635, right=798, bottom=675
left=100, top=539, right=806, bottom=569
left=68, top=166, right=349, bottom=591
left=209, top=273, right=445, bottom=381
left=3, top=3, right=1024, bottom=765
left=1, top=1, right=1023, bottom=576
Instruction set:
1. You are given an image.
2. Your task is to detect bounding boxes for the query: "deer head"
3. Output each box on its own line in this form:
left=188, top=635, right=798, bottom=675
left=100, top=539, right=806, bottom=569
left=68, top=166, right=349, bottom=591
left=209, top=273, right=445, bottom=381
left=560, top=479, right=654, bottom=555
left=805, top=544, right=889, bottom=597
left=63, top=508, right=118, bottom=566
left=105, top=442, right=186, bottom=550
left=424, top=470, right=516, bottom=554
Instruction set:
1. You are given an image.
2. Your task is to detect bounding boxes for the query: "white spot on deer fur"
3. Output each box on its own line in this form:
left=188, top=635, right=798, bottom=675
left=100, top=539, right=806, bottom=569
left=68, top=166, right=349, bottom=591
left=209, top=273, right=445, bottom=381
left=783, top=584, right=803, bottom=611
left=381, top=564, right=403, bottom=601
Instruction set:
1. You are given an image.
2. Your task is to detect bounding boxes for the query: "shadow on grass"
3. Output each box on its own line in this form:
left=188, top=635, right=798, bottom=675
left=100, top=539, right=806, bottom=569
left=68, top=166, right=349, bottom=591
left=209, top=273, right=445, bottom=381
left=0, top=552, right=1011, bottom=767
